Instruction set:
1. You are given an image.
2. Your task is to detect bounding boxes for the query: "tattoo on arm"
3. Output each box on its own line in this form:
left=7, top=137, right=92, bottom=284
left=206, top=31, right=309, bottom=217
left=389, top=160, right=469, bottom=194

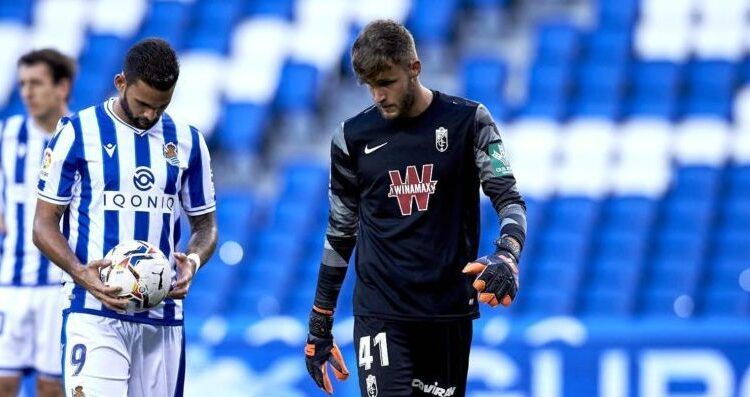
left=32, top=200, right=82, bottom=274
left=185, top=211, right=218, bottom=266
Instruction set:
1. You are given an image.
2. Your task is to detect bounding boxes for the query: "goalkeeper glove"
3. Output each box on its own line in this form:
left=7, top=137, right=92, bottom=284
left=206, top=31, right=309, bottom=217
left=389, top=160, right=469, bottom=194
left=305, top=306, right=349, bottom=394
left=463, top=238, right=520, bottom=307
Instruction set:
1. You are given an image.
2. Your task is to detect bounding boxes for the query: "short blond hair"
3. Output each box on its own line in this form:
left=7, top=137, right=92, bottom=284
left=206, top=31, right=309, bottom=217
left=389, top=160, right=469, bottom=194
left=351, top=20, right=417, bottom=83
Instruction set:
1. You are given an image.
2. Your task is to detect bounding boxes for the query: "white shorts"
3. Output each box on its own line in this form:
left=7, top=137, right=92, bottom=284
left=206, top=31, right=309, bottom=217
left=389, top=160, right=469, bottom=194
left=61, top=312, right=184, bottom=397
left=0, top=286, right=63, bottom=378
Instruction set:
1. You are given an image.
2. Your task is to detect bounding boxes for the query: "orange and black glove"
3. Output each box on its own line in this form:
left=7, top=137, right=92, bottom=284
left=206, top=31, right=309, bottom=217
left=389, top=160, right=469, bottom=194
left=463, top=237, right=520, bottom=307
left=305, top=306, right=349, bottom=394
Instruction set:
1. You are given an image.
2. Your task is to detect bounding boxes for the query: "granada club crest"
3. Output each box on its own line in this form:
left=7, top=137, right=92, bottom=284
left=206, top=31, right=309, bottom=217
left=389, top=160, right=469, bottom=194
left=366, top=374, right=378, bottom=397
left=388, top=164, right=438, bottom=216
left=435, top=126, right=448, bottom=152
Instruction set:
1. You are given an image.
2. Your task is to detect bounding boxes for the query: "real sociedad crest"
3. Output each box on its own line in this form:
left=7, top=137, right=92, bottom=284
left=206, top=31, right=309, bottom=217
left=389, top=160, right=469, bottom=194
left=435, top=126, right=448, bottom=152
left=163, top=142, right=180, bottom=167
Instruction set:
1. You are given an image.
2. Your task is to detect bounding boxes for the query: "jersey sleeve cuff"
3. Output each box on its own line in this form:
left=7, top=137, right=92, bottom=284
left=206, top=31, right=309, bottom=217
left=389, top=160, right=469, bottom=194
left=183, top=203, right=216, bottom=216
left=37, top=191, right=72, bottom=205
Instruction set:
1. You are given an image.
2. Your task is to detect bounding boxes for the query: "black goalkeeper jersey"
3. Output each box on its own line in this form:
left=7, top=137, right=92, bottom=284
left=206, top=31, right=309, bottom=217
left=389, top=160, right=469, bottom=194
left=323, top=91, right=525, bottom=321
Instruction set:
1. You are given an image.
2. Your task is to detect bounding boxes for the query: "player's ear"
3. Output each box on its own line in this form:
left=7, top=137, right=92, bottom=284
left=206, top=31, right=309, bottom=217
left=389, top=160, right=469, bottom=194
left=114, top=73, right=127, bottom=93
left=408, top=59, right=421, bottom=79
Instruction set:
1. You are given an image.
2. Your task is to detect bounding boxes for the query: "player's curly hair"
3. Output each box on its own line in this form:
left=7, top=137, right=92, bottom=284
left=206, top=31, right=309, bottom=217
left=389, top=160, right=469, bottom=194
left=17, top=48, right=76, bottom=100
left=351, top=20, right=418, bottom=84
left=123, top=38, right=179, bottom=91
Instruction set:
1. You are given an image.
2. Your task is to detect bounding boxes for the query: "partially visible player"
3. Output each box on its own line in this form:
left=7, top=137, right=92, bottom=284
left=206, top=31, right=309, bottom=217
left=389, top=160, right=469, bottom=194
left=0, top=48, right=76, bottom=397
left=305, top=20, right=527, bottom=396
left=32, top=38, right=217, bottom=397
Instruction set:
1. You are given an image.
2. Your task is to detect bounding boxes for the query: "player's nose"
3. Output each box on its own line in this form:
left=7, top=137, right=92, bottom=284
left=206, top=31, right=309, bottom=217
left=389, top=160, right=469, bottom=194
left=372, top=88, right=386, bottom=104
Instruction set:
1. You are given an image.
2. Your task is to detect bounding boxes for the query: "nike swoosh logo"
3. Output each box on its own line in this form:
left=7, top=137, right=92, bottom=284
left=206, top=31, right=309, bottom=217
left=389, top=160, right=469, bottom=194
left=364, top=142, right=388, bottom=154
left=104, top=144, right=116, bottom=158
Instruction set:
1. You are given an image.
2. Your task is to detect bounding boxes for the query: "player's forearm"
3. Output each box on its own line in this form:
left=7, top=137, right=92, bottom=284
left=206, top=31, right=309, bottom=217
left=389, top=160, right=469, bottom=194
left=185, top=211, right=218, bottom=267
left=313, top=234, right=356, bottom=311
left=32, top=203, right=83, bottom=276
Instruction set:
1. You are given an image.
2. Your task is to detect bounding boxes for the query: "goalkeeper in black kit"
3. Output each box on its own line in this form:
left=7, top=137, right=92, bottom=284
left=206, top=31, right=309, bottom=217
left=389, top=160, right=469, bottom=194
left=305, top=20, right=527, bottom=397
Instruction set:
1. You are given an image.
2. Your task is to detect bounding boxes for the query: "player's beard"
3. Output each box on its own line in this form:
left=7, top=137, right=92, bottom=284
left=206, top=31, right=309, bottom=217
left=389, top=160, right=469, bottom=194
left=121, top=90, right=159, bottom=130
left=378, top=78, right=417, bottom=120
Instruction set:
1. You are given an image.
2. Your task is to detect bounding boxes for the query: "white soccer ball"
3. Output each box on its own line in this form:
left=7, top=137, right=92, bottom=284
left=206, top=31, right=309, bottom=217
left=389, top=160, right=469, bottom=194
left=99, top=240, right=172, bottom=313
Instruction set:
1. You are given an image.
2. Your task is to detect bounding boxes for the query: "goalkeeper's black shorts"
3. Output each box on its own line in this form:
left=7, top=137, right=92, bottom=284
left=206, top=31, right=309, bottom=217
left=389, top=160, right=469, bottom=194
left=353, top=315, right=472, bottom=397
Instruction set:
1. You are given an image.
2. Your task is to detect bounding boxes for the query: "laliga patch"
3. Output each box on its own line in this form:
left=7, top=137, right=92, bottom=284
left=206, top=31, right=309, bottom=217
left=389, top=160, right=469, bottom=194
left=487, top=141, right=512, bottom=177
left=39, top=147, right=53, bottom=181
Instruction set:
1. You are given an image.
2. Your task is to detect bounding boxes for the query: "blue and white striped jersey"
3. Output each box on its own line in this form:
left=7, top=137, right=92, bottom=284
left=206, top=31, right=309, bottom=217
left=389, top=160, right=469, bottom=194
left=0, top=115, right=62, bottom=286
left=37, top=98, right=216, bottom=325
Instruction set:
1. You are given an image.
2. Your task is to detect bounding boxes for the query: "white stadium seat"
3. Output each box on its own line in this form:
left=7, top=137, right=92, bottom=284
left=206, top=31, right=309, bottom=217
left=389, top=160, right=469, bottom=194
left=674, top=117, right=732, bottom=165
left=89, top=0, right=148, bottom=37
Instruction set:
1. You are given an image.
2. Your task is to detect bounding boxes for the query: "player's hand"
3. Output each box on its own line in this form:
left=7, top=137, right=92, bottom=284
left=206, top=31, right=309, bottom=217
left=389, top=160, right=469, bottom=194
left=168, top=252, right=197, bottom=299
left=73, top=259, right=130, bottom=311
left=305, top=306, right=349, bottom=394
left=463, top=251, right=519, bottom=307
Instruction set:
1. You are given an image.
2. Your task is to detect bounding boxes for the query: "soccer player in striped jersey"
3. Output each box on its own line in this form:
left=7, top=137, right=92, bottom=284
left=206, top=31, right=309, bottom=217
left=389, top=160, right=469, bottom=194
left=32, top=39, right=217, bottom=397
left=0, top=49, right=76, bottom=397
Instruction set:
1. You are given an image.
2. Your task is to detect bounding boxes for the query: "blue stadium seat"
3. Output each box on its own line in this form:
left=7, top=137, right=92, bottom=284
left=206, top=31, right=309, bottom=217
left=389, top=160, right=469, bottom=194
left=652, top=230, right=707, bottom=267
left=536, top=230, right=590, bottom=265
left=463, top=57, right=506, bottom=100
left=1, top=89, right=23, bottom=119
left=583, top=28, right=631, bottom=65
left=0, top=0, right=32, bottom=24
left=626, top=61, right=682, bottom=119
left=217, top=102, right=269, bottom=154
left=595, top=230, right=648, bottom=264
left=581, top=288, right=633, bottom=316
left=661, top=198, right=715, bottom=234
left=462, top=57, right=508, bottom=119
left=523, top=63, right=572, bottom=119
left=576, top=61, right=627, bottom=100
left=407, top=0, right=460, bottom=45
left=682, top=61, right=737, bottom=118
left=712, top=232, right=750, bottom=274
left=522, top=289, right=575, bottom=316
left=534, top=22, right=581, bottom=64
left=701, top=289, right=750, bottom=317
left=530, top=258, right=584, bottom=292
left=649, top=262, right=701, bottom=291
left=601, top=196, right=657, bottom=233
left=137, top=0, right=193, bottom=49
left=589, top=258, right=641, bottom=291
left=274, top=62, right=319, bottom=113
left=245, top=0, right=294, bottom=19
left=545, top=197, right=600, bottom=235
left=79, top=35, right=127, bottom=75
left=720, top=196, right=750, bottom=234
left=280, top=162, right=328, bottom=200
left=686, top=60, right=737, bottom=100
left=640, top=287, right=693, bottom=317
left=596, top=0, right=638, bottom=30
left=570, top=96, right=620, bottom=119
left=669, top=166, right=722, bottom=203
left=70, top=72, right=112, bottom=111
left=726, top=165, right=750, bottom=197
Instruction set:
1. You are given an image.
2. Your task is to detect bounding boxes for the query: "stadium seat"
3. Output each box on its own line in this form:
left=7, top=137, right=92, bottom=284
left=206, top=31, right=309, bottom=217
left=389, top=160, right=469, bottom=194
left=217, top=102, right=269, bottom=154
left=581, top=288, right=633, bottom=316
left=584, top=28, right=631, bottom=65
left=601, top=196, right=657, bottom=234
left=544, top=197, right=600, bottom=235
left=596, top=0, right=638, bottom=30
left=274, top=62, right=319, bottom=112
left=701, top=289, right=750, bottom=317
left=0, top=0, right=32, bottom=24
left=462, top=57, right=506, bottom=111
left=640, top=287, right=694, bottom=317
left=406, top=0, right=459, bottom=45
left=534, top=22, right=581, bottom=65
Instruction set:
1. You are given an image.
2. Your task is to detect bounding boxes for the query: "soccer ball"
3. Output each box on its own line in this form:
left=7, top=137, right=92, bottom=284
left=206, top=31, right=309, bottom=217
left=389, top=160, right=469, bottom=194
left=99, top=240, right=172, bottom=313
